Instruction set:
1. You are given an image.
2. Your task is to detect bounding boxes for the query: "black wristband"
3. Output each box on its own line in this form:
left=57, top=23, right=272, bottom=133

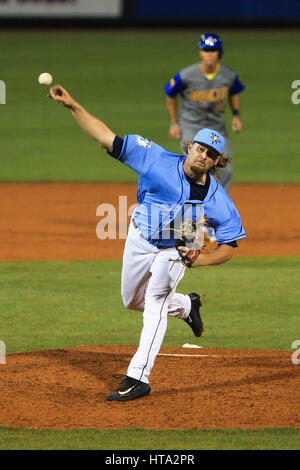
left=232, top=109, right=240, bottom=116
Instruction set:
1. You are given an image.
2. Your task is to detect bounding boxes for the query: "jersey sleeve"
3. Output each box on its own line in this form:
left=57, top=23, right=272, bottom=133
left=107, top=136, right=124, bottom=159
left=229, top=74, right=245, bottom=96
left=214, top=197, right=246, bottom=245
left=117, top=134, right=164, bottom=177
left=164, top=72, right=186, bottom=97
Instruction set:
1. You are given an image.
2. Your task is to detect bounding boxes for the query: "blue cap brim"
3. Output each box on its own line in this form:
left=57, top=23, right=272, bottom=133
left=193, top=141, right=222, bottom=156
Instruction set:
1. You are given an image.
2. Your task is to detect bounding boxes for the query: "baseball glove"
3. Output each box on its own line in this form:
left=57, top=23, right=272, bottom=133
left=174, top=219, right=202, bottom=268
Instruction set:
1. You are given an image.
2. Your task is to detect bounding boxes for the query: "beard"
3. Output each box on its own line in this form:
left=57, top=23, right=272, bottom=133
left=190, top=162, right=207, bottom=175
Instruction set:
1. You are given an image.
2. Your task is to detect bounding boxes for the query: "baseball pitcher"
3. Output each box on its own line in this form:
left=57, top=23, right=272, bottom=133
left=49, top=85, right=246, bottom=402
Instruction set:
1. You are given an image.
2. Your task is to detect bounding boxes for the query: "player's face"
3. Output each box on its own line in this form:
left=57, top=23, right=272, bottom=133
left=187, top=143, right=220, bottom=174
left=199, top=49, right=219, bottom=66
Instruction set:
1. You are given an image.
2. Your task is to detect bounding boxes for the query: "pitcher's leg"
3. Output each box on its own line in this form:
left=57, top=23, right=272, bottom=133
left=127, top=249, right=186, bottom=383
left=121, top=221, right=157, bottom=311
left=168, top=292, right=191, bottom=319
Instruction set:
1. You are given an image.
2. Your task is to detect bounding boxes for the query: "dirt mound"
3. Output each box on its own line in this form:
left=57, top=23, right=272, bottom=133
left=0, top=345, right=298, bottom=430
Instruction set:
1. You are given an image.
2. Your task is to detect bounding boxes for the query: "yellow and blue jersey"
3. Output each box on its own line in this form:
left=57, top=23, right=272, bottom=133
left=165, top=63, right=245, bottom=135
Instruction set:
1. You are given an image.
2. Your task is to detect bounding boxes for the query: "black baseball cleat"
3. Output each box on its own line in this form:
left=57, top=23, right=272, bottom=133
left=185, top=293, right=204, bottom=337
left=106, top=376, right=151, bottom=402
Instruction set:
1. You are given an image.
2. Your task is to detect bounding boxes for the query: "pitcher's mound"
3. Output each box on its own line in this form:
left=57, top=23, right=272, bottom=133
left=0, top=345, right=299, bottom=430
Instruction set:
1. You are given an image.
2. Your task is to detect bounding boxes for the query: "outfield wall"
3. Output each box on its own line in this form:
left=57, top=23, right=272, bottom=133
left=0, top=0, right=122, bottom=18
left=0, top=0, right=300, bottom=27
left=136, top=0, right=300, bottom=20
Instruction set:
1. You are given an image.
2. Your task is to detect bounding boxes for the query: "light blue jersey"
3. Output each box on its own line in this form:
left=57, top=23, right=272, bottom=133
left=116, top=135, right=246, bottom=247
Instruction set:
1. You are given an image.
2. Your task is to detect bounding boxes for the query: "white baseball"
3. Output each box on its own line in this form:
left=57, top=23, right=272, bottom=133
left=38, top=72, right=53, bottom=86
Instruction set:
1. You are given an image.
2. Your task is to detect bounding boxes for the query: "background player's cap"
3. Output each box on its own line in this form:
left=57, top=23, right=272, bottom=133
left=198, top=33, right=223, bottom=58
left=192, top=128, right=225, bottom=155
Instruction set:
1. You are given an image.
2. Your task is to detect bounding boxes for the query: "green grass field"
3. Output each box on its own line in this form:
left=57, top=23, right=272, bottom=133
left=0, top=427, right=299, bottom=451
left=0, top=29, right=299, bottom=450
left=1, top=30, right=300, bottom=183
left=1, top=258, right=299, bottom=354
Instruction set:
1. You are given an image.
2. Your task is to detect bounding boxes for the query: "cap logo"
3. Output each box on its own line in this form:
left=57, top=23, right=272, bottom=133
left=211, top=132, right=221, bottom=145
left=205, top=36, right=215, bottom=46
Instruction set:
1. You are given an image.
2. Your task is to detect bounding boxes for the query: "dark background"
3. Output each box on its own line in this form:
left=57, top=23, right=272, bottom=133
left=1, top=0, right=300, bottom=28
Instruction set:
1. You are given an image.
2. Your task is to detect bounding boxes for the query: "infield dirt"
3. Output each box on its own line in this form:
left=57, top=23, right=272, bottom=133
left=1, top=182, right=299, bottom=261
left=0, top=345, right=299, bottom=430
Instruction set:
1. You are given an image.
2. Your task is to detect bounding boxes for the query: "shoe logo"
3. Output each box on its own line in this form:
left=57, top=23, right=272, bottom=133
left=118, top=386, right=134, bottom=396
left=186, top=316, right=193, bottom=324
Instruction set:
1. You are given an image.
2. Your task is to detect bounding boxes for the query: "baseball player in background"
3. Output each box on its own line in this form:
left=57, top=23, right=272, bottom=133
left=49, top=84, right=246, bottom=402
left=165, top=33, right=245, bottom=191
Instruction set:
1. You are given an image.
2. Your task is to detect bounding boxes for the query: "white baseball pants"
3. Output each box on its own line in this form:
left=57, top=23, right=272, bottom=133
left=121, top=219, right=192, bottom=384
